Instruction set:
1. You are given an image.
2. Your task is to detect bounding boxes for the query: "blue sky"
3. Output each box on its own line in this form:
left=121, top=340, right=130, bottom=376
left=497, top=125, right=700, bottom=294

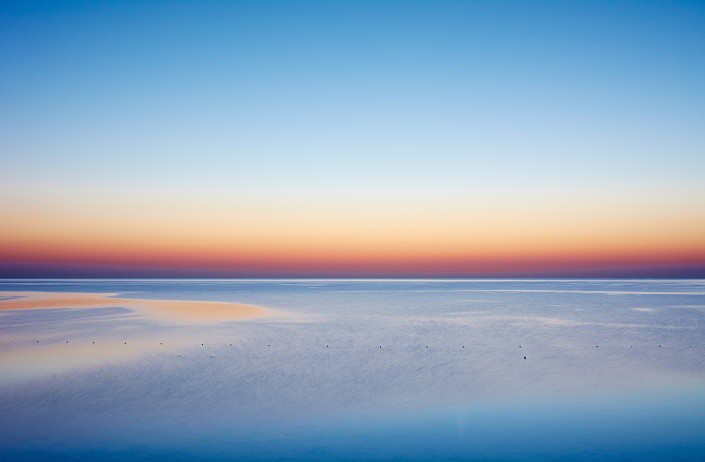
left=2, top=0, right=703, bottom=192
left=1, top=1, right=704, bottom=276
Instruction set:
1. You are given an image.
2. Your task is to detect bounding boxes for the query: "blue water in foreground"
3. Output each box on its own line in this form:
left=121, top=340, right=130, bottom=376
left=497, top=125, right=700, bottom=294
left=1, top=279, right=704, bottom=461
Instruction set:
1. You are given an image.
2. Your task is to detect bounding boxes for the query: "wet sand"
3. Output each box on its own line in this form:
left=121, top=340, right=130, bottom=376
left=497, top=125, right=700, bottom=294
left=0, top=291, right=269, bottom=323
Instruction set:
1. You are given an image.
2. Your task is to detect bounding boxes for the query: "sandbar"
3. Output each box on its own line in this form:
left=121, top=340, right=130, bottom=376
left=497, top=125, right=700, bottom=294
left=0, top=291, right=270, bottom=323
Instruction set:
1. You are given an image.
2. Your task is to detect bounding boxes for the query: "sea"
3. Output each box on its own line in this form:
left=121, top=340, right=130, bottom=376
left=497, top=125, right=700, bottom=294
left=1, top=279, right=704, bottom=461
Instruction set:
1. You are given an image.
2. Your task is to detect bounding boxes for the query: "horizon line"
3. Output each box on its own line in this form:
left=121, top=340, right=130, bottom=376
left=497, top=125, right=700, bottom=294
left=2, top=276, right=704, bottom=281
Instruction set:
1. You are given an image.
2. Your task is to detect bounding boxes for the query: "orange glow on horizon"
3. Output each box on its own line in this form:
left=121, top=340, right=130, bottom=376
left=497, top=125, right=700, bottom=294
left=2, top=192, right=704, bottom=276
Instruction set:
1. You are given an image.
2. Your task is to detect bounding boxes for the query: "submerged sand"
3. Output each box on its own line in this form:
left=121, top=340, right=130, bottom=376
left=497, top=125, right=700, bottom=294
left=0, top=291, right=270, bottom=323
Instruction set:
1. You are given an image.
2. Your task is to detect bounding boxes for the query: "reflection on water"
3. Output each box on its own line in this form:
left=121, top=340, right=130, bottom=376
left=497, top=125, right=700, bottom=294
left=0, top=291, right=269, bottom=322
left=0, top=279, right=704, bottom=461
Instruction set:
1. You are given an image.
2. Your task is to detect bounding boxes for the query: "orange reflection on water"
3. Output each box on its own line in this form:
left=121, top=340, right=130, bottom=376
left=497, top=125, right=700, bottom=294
left=0, top=292, right=270, bottom=323
left=0, top=291, right=271, bottom=384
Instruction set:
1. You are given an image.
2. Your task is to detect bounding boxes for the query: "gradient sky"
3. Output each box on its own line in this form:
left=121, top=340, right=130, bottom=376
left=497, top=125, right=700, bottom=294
left=1, top=0, right=704, bottom=277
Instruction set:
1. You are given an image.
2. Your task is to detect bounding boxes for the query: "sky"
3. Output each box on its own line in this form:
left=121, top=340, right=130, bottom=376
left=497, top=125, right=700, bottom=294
left=1, top=0, right=704, bottom=278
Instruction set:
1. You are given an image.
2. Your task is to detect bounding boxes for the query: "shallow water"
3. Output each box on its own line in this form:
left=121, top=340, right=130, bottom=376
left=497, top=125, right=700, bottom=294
left=1, top=279, right=704, bottom=461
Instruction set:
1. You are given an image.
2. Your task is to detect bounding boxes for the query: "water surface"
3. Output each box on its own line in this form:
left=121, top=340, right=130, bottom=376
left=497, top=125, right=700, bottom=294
left=1, top=279, right=704, bottom=460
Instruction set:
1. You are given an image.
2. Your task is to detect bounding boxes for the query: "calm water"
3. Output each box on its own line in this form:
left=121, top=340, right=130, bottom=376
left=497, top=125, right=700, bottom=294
left=1, top=279, right=704, bottom=461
